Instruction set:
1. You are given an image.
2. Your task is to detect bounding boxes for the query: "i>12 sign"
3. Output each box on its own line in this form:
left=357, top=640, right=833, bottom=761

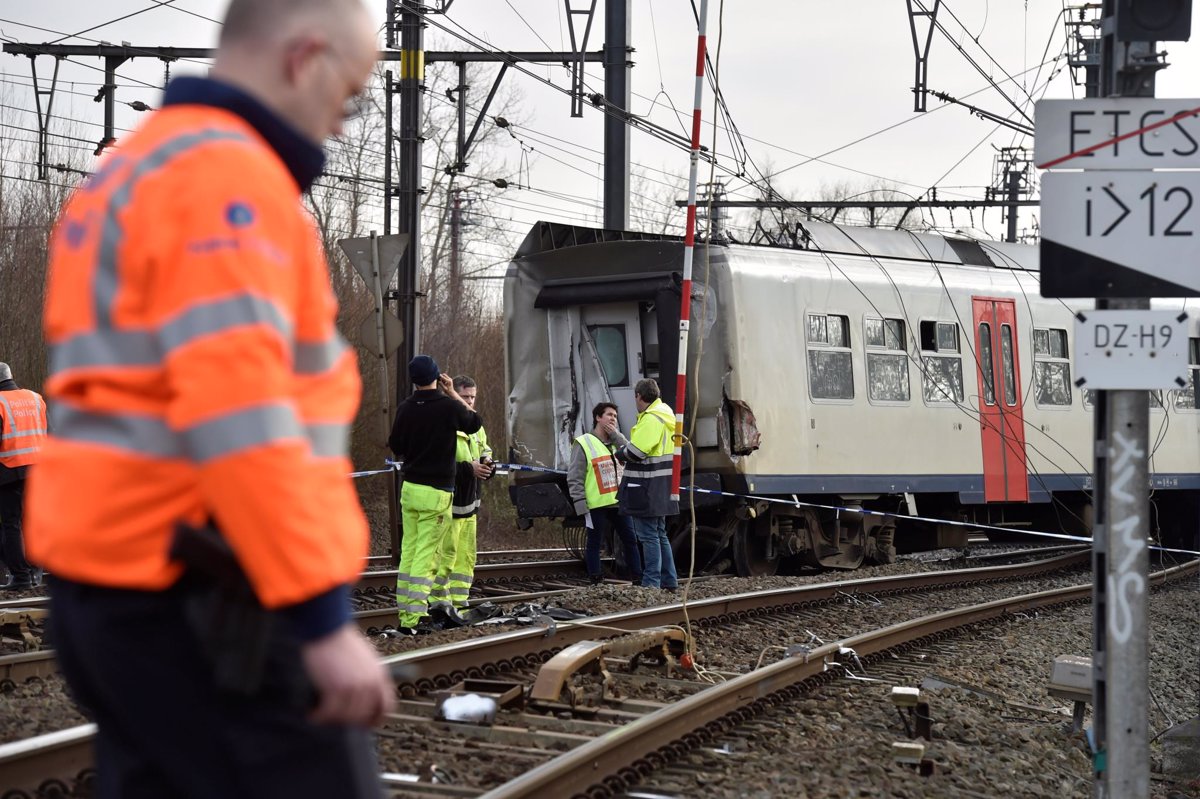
left=1074, top=309, right=1190, bottom=390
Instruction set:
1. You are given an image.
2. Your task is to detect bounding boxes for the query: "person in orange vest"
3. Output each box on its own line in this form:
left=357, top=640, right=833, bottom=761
left=0, top=362, right=45, bottom=591
left=26, top=0, right=393, bottom=796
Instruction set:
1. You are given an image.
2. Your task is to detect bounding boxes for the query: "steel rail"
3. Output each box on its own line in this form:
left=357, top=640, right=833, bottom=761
left=1, top=552, right=1092, bottom=679
left=0, top=724, right=95, bottom=797
left=482, top=558, right=1198, bottom=798
left=378, top=551, right=1092, bottom=693
left=1, top=557, right=592, bottom=613
left=0, top=551, right=1136, bottom=794
left=355, top=558, right=593, bottom=593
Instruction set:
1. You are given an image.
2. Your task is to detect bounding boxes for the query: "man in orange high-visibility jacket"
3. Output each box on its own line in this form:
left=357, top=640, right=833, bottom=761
left=0, top=362, right=45, bottom=591
left=26, top=1, right=393, bottom=796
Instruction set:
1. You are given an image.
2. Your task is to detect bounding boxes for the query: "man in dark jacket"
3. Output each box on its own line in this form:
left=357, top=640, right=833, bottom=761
left=0, top=362, right=45, bottom=591
left=388, top=355, right=481, bottom=632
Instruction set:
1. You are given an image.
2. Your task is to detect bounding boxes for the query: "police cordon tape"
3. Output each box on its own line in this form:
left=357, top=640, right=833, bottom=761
left=350, top=459, right=1200, bottom=558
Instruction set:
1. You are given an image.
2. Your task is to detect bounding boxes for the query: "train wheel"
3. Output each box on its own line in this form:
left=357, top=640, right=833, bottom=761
left=671, top=523, right=732, bottom=574
left=733, top=525, right=780, bottom=577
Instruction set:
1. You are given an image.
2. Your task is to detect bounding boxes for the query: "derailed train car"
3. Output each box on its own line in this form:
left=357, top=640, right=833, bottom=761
left=504, top=220, right=1200, bottom=576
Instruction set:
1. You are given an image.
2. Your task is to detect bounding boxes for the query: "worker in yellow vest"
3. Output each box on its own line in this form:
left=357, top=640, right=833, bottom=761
left=614, top=379, right=679, bottom=591
left=430, top=375, right=494, bottom=610
left=567, top=402, right=642, bottom=584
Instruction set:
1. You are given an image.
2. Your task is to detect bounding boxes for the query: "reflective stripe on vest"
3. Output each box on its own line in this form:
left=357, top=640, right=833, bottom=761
left=576, top=433, right=618, bottom=510
left=0, top=389, right=48, bottom=467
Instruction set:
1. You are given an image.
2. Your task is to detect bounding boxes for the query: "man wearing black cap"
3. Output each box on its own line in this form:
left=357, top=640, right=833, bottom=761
left=388, top=355, right=482, bottom=632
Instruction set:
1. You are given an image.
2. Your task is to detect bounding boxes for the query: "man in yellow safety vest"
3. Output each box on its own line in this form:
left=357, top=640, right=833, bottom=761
left=614, top=379, right=679, bottom=591
left=566, top=402, right=642, bottom=584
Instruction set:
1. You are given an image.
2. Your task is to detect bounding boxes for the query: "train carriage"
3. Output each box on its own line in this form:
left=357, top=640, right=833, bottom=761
left=504, top=220, right=1200, bottom=576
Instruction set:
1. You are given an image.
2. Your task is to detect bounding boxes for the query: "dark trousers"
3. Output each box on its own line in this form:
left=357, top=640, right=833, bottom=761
left=51, top=578, right=383, bottom=799
left=0, top=480, right=33, bottom=582
left=585, top=506, right=643, bottom=582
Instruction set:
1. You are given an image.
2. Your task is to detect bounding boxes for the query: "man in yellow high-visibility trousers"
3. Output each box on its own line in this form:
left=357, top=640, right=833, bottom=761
left=389, top=356, right=482, bottom=633
left=430, top=375, right=494, bottom=611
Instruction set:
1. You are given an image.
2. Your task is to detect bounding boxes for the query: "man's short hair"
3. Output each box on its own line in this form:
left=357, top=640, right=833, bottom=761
left=220, top=0, right=359, bottom=45
left=591, top=402, right=618, bottom=425
left=453, top=375, right=477, bottom=393
left=634, top=379, right=660, bottom=403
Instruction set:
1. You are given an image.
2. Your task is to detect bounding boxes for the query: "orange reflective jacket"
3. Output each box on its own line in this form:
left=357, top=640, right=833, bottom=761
left=0, top=388, right=47, bottom=468
left=26, top=104, right=368, bottom=610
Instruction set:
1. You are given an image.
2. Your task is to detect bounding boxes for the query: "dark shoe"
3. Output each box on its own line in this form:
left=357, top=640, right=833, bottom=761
left=427, top=602, right=468, bottom=629
left=393, top=625, right=434, bottom=637
left=662, top=586, right=678, bottom=594
left=588, top=574, right=604, bottom=585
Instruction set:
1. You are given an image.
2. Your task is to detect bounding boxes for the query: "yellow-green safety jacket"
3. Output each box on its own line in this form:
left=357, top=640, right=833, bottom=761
left=451, top=426, right=491, bottom=518
left=616, top=398, right=678, bottom=518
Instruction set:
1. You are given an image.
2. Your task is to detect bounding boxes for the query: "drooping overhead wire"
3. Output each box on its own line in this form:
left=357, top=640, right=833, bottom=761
left=48, top=1, right=179, bottom=45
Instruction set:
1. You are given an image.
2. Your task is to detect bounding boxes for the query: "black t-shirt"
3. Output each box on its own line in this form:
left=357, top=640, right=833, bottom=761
left=388, top=389, right=482, bottom=490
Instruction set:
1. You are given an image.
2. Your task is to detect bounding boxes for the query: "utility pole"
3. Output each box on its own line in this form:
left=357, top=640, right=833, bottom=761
left=1086, top=3, right=1190, bottom=797
left=603, top=0, right=631, bottom=230
left=394, top=0, right=426, bottom=405
left=449, top=187, right=462, bottom=333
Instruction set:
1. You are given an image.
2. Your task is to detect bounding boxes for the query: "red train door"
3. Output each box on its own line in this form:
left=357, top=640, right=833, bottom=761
left=972, top=297, right=1028, bottom=502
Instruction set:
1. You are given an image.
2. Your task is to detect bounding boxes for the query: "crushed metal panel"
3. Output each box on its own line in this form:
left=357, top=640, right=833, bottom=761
left=546, top=307, right=581, bottom=469
left=719, top=397, right=761, bottom=459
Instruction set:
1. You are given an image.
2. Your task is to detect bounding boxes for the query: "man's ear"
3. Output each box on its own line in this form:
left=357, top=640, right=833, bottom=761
left=283, top=36, right=323, bottom=85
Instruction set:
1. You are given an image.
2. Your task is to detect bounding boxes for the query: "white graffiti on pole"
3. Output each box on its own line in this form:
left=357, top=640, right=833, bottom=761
left=1107, top=429, right=1146, bottom=646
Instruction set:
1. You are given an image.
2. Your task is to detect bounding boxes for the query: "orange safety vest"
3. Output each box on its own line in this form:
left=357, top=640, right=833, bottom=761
left=26, top=104, right=368, bottom=610
left=0, top=388, right=47, bottom=468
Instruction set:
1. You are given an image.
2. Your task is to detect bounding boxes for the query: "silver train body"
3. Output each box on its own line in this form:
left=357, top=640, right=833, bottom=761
left=503, top=221, right=1200, bottom=575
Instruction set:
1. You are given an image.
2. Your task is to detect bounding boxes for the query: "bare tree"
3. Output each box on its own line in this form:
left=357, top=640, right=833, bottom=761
left=0, top=131, right=88, bottom=393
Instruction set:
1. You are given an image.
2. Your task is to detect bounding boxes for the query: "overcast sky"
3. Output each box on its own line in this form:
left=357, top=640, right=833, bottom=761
left=2, top=1, right=1197, bottom=261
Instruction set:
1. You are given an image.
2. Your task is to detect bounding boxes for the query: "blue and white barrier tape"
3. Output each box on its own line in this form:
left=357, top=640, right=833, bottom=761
left=353, top=459, right=1200, bottom=557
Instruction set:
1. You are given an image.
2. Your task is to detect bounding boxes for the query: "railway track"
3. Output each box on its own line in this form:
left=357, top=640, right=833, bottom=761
left=0, top=550, right=1122, bottom=797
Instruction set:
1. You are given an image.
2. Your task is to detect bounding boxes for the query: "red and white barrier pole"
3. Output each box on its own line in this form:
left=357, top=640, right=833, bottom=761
left=670, top=0, right=709, bottom=503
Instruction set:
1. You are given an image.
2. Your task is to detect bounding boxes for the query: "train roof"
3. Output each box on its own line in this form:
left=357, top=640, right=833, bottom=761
left=514, top=220, right=1037, bottom=272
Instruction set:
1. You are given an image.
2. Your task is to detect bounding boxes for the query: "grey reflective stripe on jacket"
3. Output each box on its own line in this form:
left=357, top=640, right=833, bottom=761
left=617, top=410, right=678, bottom=519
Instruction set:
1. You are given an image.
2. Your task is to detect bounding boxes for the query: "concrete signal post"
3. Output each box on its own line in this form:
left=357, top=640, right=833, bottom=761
left=1035, top=2, right=1194, bottom=797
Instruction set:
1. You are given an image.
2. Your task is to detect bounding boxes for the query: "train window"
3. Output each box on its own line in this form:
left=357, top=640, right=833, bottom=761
left=919, top=320, right=964, bottom=404
left=587, top=324, right=629, bottom=388
left=1173, top=338, right=1200, bottom=410
left=1034, top=328, right=1068, bottom=359
left=865, top=317, right=904, bottom=349
left=978, top=323, right=996, bottom=406
left=865, top=317, right=909, bottom=403
left=808, top=313, right=850, bottom=347
left=807, top=313, right=853, bottom=400
left=1033, top=327, right=1072, bottom=407
left=1000, top=325, right=1017, bottom=406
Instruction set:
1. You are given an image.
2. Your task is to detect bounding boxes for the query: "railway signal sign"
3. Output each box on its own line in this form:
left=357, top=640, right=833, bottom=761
left=1040, top=171, right=1200, bottom=297
left=1034, top=99, right=1200, bottom=170
left=1074, top=309, right=1190, bottom=389
left=1036, top=98, right=1200, bottom=299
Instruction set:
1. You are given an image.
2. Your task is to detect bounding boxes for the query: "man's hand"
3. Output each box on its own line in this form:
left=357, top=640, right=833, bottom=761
left=439, top=373, right=473, bottom=409
left=471, top=461, right=493, bottom=479
left=602, top=419, right=619, bottom=436
left=302, top=624, right=395, bottom=727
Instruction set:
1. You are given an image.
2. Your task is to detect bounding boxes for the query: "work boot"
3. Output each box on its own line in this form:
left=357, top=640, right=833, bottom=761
left=1, top=577, right=34, bottom=591
left=588, top=574, right=604, bottom=586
